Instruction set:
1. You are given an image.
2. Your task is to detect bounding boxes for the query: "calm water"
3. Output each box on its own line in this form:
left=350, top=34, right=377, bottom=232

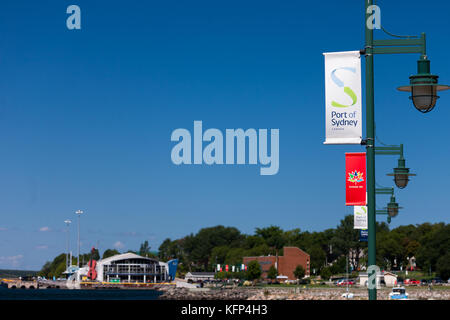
left=0, top=286, right=163, bottom=300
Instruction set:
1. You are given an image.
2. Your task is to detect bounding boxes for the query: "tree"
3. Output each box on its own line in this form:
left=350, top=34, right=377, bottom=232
left=246, top=260, right=262, bottom=281
left=38, top=253, right=67, bottom=278
left=102, top=249, right=120, bottom=259
left=267, top=265, right=278, bottom=282
left=306, top=245, right=326, bottom=274
left=320, top=267, right=332, bottom=281
left=139, top=240, right=151, bottom=257
left=416, top=224, right=450, bottom=272
left=331, top=215, right=367, bottom=271
left=255, top=226, right=286, bottom=254
left=436, top=252, right=450, bottom=281
left=330, top=256, right=346, bottom=275
left=293, top=265, right=305, bottom=280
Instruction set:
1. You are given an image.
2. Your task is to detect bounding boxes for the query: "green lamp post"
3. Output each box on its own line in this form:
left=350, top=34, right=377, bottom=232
left=364, top=0, right=448, bottom=300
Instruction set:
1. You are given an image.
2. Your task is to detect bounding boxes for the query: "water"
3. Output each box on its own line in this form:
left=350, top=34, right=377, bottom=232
left=0, top=286, right=163, bottom=300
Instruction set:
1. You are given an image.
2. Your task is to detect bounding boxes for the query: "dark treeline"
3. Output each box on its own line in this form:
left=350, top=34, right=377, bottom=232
left=39, top=217, right=450, bottom=280
left=158, top=216, right=450, bottom=280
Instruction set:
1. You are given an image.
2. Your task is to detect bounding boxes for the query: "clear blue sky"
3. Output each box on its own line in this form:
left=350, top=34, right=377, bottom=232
left=0, top=1, right=449, bottom=270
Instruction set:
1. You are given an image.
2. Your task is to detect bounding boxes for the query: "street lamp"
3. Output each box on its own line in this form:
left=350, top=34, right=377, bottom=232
left=398, top=57, right=450, bottom=113
left=75, top=210, right=83, bottom=267
left=375, top=144, right=416, bottom=189
left=386, top=195, right=400, bottom=218
left=64, top=220, right=72, bottom=271
left=386, top=157, right=416, bottom=189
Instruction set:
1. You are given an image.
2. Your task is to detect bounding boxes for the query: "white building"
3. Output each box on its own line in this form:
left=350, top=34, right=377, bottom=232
left=184, top=272, right=215, bottom=283
left=68, top=253, right=176, bottom=285
left=358, top=271, right=398, bottom=288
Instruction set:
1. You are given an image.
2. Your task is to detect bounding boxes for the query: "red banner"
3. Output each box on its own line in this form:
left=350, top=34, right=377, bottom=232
left=345, top=152, right=366, bottom=206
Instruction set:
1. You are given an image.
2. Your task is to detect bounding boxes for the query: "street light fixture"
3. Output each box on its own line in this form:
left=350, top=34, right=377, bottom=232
left=398, top=57, right=450, bottom=113
left=386, top=157, right=416, bottom=189
left=375, top=144, right=416, bottom=189
left=386, top=195, right=400, bottom=218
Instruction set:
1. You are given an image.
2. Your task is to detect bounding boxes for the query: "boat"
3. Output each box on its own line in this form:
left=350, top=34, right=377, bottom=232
left=389, top=286, right=408, bottom=300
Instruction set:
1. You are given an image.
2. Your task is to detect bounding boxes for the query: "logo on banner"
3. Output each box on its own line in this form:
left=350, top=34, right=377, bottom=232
left=345, top=153, right=366, bottom=206
left=331, top=67, right=358, bottom=108
left=323, top=51, right=362, bottom=145
left=354, top=206, right=368, bottom=229
left=348, top=170, right=364, bottom=184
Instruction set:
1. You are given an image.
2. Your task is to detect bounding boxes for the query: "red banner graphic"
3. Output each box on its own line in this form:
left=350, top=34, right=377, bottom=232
left=346, top=152, right=366, bottom=206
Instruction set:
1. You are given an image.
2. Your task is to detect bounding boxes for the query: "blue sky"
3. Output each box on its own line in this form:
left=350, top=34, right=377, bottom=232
left=0, top=1, right=449, bottom=270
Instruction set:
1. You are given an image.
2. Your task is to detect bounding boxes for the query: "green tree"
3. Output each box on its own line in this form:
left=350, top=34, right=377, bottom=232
left=320, top=267, right=332, bottom=281
left=267, top=265, right=278, bottom=282
left=255, top=226, right=286, bottom=255
left=331, top=215, right=367, bottom=271
left=38, top=253, right=67, bottom=278
left=416, top=224, right=450, bottom=272
left=246, top=260, right=262, bottom=281
left=307, top=245, right=326, bottom=274
left=139, top=240, right=151, bottom=257
left=293, top=265, right=305, bottom=280
left=436, top=252, right=450, bottom=281
left=330, top=256, right=346, bottom=275
left=102, top=249, right=120, bottom=259
left=190, top=226, right=243, bottom=270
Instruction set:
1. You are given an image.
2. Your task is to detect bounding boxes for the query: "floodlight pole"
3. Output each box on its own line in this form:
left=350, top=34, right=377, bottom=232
left=76, top=210, right=83, bottom=268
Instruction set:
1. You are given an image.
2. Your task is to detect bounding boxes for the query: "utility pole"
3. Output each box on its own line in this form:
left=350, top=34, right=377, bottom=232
left=64, top=220, right=72, bottom=271
left=76, top=210, right=84, bottom=267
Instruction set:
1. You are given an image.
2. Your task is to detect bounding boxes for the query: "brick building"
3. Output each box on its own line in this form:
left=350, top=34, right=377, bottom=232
left=243, top=247, right=310, bottom=281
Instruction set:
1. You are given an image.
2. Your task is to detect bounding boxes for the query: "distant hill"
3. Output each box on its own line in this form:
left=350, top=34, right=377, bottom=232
left=0, top=269, right=38, bottom=279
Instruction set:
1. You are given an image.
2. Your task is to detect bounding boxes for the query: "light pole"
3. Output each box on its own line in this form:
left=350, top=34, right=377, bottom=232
left=75, top=210, right=83, bottom=267
left=64, top=219, right=72, bottom=270
left=363, top=1, right=449, bottom=300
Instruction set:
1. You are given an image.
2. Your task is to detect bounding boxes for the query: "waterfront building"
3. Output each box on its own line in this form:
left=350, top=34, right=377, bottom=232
left=243, top=247, right=310, bottom=281
left=68, top=253, right=178, bottom=284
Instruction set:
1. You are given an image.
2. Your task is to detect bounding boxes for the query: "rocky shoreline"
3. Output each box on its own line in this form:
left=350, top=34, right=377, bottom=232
left=159, top=286, right=450, bottom=300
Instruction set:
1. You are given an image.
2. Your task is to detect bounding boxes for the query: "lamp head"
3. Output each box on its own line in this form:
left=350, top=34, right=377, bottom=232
left=398, top=58, right=450, bottom=113
left=387, top=157, right=416, bottom=189
left=387, top=195, right=400, bottom=218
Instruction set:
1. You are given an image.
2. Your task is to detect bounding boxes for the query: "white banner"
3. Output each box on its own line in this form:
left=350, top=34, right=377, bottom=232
left=323, top=51, right=362, bottom=144
left=354, top=206, right=368, bottom=229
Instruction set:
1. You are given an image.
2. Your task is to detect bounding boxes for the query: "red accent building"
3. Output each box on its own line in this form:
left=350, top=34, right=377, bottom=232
left=243, top=247, right=310, bottom=280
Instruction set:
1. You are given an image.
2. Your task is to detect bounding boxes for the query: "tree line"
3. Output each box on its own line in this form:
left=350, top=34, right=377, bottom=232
left=39, top=218, right=450, bottom=280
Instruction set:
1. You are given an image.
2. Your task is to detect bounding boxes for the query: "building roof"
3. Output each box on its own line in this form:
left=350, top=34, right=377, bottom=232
left=186, top=272, right=215, bottom=276
left=98, top=252, right=158, bottom=265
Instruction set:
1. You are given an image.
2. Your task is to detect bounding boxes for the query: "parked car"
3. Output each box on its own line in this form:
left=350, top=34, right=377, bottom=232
left=432, top=277, right=444, bottom=285
left=336, top=279, right=355, bottom=286
left=404, top=279, right=420, bottom=286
